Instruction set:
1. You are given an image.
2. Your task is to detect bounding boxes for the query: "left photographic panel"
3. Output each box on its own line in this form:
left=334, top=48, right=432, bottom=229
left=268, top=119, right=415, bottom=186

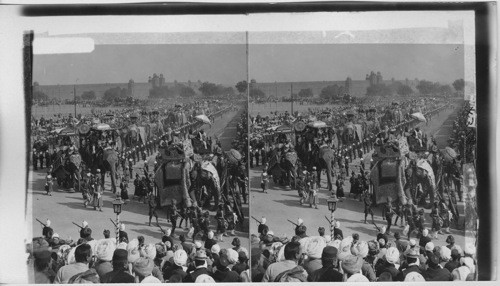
left=27, top=32, right=249, bottom=283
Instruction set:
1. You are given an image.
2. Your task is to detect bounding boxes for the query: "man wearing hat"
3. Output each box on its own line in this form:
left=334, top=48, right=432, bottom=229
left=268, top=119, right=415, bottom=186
left=397, top=248, right=422, bottom=281
left=423, top=252, right=453, bottom=281
left=308, top=246, right=343, bottom=282
left=183, top=249, right=210, bottom=282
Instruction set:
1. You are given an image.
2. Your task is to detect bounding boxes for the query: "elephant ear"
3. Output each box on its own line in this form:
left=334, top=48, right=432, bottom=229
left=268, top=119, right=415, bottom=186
left=319, top=146, right=335, bottom=162
left=284, top=151, right=297, bottom=166
left=103, top=149, right=118, bottom=163
left=69, top=154, right=82, bottom=168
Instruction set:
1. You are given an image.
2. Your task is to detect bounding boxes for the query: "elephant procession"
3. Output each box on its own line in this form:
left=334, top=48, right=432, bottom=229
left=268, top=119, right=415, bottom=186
left=30, top=99, right=249, bottom=248
left=249, top=96, right=471, bottom=242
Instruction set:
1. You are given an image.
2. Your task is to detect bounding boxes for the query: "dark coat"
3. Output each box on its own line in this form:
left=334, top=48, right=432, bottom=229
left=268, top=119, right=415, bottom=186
left=183, top=267, right=210, bottom=283
left=423, top=266, right=453, bottom=281
left=397, top=264, right=422, bottom=281
left=308, top=265, right=343, bottom=282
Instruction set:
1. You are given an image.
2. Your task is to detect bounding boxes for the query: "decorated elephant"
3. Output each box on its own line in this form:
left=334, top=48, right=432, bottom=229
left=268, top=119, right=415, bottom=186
left=191, top=161, right=221, bottom=209
left=52, top=151, right=82, bottom=192
left=342, top=123, right=363, bottom=145
left=311, top=145, right=336, bottom=192
left=79, top=145, right=119, bottom=194
left=267, top=149, right=298, bottom=188
left=404, top=157, right=437, bottom=208
left=119, top=124, right=146, bottom=149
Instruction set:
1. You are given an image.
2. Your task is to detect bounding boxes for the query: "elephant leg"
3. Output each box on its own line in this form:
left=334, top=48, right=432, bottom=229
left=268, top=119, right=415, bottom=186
left=212, top=178, right=221, bottom=210
left=325, top=160, right=333, bottom=193
left=101, top=170, right=106, bottom=190
left=291, top=168, right=297, bottom=190
left=109, top=164, right=117, bottom=194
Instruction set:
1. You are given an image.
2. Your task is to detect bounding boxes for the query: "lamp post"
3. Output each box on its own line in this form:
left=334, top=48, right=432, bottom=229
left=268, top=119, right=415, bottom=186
left=112, top=197, right=124, bottom=243
left=327, top=197, right=338, bottom=240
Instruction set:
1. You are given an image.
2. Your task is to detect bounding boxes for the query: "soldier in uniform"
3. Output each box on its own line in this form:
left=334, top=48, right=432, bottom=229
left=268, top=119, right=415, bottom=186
left=224, top=202, right=237, bottom=236
left=415, top=208, right=425, bottom=236
left=133, top=174, right=142, bottom=202
left=168, top=199, right=179, bottom=237
left=363, top=189, right=375, bottom=225
left=148, top=194, right=159, bottom=226
left=188, top=205, right=199, bottom=240
left=236, top=161, right=247, bottom=204
left=335, top=176, right=345, bottom=198
left=216, top=206, right=228, bottom=241
left=45, top=172, right=53, bottom=196
left=382, top=197, right=395, bottom=235
left=430, top=201, right=443, bottom=235
left=128, top=158, right=134, bottom=178
left=260, top=169, right=268, bottom=193
left=120, top=176, right=129, bottom=201
left=200, top=211, right=210, bottom=239
left=93, top=177, right=103, bottom=212
left=310, top=166, right=318, bottom=187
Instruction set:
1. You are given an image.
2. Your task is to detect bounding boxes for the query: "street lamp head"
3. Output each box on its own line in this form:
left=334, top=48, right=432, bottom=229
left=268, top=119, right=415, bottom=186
left=327, top=197, right=338, bottom=212
left=113, top=197, right=124, bottom=214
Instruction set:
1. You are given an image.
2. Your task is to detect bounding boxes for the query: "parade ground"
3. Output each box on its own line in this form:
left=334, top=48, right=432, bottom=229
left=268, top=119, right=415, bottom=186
left=250, top=103, right=467, bottom=252
left=27, top=105, right=249, bottom=250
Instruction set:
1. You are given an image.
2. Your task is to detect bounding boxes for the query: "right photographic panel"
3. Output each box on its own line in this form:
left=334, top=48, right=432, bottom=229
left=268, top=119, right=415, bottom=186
left=249, top=11, right=481, bottom=282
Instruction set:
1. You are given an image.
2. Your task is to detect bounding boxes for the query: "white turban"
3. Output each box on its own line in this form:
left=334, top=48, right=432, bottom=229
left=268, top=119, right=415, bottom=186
left=140, top=243, right=157, bottom=260
left=301, top=236, right=326, bottom=259
left=425, top=242, right=435, bottom=252
left=211, top=244, right=220, bottom=255
left=461, top=257, right=475, bottom=273
left=464, top=244, right=476, bottom=257
left=173, top=249, right=188, bottom=267
left=452, top=266, right=471, bottom=281
left=226, top=248, right=239, bottom=264
left=385, top=247, right=400, bottom=264
left=96, top=239, right=116, bottom=261
left=440, top=246, right=452, bottom=261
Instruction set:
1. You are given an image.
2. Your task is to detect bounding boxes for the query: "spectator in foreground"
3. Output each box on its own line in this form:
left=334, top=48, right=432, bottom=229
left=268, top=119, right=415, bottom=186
left=54, top=244, right=92, bottom=284
left=262, top=241, right=308, bottom=282
left=308, top=246, right=343, bottom=282
left=100, top=249, right=135, bottom=283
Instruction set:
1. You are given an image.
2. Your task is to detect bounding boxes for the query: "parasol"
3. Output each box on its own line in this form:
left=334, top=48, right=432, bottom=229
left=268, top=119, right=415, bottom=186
left=410, top=112, right=427, bottom=122
left=194, top=114, right=211, bottom=125
left=308, top=121, right=327, bottom=128
left=93, top=123, right=112, bottom=131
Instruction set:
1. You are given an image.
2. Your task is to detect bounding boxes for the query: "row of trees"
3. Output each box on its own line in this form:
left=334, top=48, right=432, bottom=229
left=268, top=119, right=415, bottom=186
left=33, top=77, right=466, bottom=103
left=149, top=83, right=196, bottom=99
